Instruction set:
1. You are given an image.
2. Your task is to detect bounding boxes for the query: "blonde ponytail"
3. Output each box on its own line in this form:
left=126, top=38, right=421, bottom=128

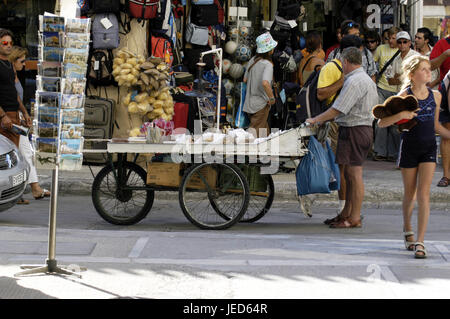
left=400, top=55, right=430, bottom=91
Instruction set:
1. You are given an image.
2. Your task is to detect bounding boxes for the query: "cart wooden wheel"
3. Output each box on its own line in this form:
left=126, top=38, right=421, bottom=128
left=92, top=161, right=155, bottom=225
left=179, top=162, right=250, bottom=230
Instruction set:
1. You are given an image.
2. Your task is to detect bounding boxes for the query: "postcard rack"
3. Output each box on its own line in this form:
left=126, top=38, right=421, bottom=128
left=15, top=14, right=92, bottom=279
left=34, top=15, right=91, bottom=171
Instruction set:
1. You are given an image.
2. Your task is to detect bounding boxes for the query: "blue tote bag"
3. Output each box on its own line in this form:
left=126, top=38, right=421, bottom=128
left=296, top=136, right=340, bottom=196
left=235, top=82, right=250, bottom=128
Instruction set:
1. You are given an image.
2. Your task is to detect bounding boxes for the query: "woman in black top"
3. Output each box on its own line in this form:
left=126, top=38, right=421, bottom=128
left=0, top=29, right=32, bottom=147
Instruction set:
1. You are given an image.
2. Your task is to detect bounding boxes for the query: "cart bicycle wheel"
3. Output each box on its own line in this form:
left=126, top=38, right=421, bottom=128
left=92, top=161, right=154, bottom=225
left=179, top=163, right=249, bottom=230
left=240, top=174, right=274, bottom=223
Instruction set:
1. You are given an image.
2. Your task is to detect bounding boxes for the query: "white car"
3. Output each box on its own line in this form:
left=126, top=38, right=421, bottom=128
left=0, top=135, right=29, bottom=212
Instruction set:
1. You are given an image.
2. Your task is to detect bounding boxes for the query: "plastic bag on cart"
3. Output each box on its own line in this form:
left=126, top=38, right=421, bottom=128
left=235, top=82, right=250, bottom=128
left=295, top=135, right=340, bottom=196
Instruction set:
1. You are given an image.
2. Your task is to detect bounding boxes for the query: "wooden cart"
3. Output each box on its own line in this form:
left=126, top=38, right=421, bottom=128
left=90, top=126, right=316, bottom=230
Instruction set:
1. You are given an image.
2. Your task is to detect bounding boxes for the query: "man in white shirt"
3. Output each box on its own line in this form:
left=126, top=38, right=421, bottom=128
left=387, top=31, right=420, bottom=90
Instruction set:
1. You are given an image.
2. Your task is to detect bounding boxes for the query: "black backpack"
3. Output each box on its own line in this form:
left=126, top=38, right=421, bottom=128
left=91, top=0, right=120, bottom=13
left=295, top=60, right=342, bottom=123
left=277, top=0, right=301, bottom=20
left=88, top=49, right=117, bottom=87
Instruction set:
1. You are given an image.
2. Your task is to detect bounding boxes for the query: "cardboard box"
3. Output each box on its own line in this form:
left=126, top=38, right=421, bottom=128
left=146, top=163, right=217, bottom=190
left=185, top=165, right=217, bottom=190
left=147, top=163, right=182, bottom=187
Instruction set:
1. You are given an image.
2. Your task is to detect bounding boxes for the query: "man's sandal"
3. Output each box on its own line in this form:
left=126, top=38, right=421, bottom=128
left=329, top=218, right=362, bottom=229
left=324, top=214, right=344, bottom=225
left=403, top=230, right=415, bottom=251
left=414, top=242, right=427, bottom=259
left=437, top=177, right=449, bottom=187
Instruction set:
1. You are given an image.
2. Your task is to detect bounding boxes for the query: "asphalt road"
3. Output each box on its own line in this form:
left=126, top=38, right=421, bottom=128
left=1, top=196, right=450, bottom=299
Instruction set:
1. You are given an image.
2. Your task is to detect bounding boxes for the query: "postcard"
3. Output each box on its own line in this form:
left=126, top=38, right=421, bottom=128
left=38, top=61, right=62, bottom=77
left=60, top=138, right=83, bottom=154
left=37, top=76, right=61, bottom=92
left=61, top=108, right=84, bottom=125
left=42, top=32, right=63, bottom=47
left=37, top=106, right=59, bottom=124
left=36, top=91, right=60, bottom=108
left=62, top=78, right=86, bottom=95
left=40, top=15, right=65, bottom=33
left=61, top=124, right=84, bottom=139
left=61, top=94, right=84, bottom=109
left=40, top=46, right=64, bottom=62
left=65, top=32, right=90, bottom=49
left=36, top=122, right=59, bottom=138
left=65, top=17, right=91, bottom=34
left=36, top=137, right=58, bottom=153
left=64, top=47, right=89, bottom=66
left=60, top=153, right=83, bottom=171
left=64, top=62, right=87, bottom=79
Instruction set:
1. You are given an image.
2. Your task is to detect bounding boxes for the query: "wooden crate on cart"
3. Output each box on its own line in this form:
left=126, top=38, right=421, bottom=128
left=146, top=162, right=217, bottom=190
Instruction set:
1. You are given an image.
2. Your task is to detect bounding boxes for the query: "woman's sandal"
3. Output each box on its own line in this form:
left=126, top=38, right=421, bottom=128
left=414, top=242, right=427, bottom=259
left=437, top=177, right=449, bottom=187
left=33, top=189, right=51, bottom=200
left=329, top=218, right=362, bottom=229
left=403, top=230, right=415, bottom=251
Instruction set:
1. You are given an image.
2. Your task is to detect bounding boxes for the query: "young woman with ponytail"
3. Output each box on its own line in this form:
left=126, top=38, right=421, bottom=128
left=378, top=55, right=450, bottom=259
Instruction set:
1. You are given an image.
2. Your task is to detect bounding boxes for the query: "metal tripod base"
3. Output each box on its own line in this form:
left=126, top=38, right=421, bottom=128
left=15, top=259, right=85, bottom=278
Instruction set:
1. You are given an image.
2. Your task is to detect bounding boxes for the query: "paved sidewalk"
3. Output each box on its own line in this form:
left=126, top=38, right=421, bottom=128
left=30, top=160, right=449, bottom=209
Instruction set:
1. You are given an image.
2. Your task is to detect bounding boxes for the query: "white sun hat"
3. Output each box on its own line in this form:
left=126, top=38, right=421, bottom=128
left=256, top=32, right=278, bottom=54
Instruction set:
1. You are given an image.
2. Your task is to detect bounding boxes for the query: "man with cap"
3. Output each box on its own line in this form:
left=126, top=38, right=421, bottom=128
left=243, top=32, right=277, bottom=137
left=373, top=30, right=419, bottom=163
left=387, top=31, right=420, bottom=89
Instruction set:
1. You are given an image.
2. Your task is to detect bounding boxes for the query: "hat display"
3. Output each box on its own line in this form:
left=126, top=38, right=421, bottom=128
left=256, top=32, right=278, bottom=54
left=396, top=31, right=411, bottom=41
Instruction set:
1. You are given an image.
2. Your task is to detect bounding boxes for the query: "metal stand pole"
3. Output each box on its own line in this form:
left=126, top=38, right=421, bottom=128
left=15, top=166, right=86, bottom=278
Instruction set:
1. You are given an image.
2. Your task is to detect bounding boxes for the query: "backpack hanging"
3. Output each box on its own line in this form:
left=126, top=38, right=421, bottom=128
left=148, top=0, right=172, bottom=33
left=88, top=49, right=117, bottom=87
left=190, top=3, right=219, bottom=26
left=149, top=32, right=174, bottom=67
left=92, top=13, right=120, bottom=49
left=91, top=0, right=120, bottom=13
left=78, top=0, right=90, bottom=16
left=129, top=0, right=160, bottom=20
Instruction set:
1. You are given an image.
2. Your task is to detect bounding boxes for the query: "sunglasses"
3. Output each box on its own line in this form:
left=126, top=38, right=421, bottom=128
left=1, top=40, right=13, bottom=46
left=397, top=40, right=409, bottom=44
left=17, top=59, right=26, bottom=64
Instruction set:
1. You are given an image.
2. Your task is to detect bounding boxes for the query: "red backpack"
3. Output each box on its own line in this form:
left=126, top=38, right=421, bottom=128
left=129, top=0, right=160, bottom=20
left=150, top=33, right=174, bottom=67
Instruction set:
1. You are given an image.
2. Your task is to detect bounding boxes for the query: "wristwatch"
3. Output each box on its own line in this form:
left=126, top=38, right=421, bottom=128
left=269, top=97, right=275, bottom=102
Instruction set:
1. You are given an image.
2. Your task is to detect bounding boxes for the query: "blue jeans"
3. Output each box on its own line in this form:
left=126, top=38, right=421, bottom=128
left=373, top=87, right=401, bottom=158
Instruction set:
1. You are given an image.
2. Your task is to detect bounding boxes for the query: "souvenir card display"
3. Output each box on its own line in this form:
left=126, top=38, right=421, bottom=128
left=61, top=94, right=85, bottom=109
left=35, top=14, right=91, bottom=170
left=61, top=78, right=86, bottom=94
left=37, top=76, right=61, bottom=92
left=61, top=124, right=84, bottom=139
left=38, top=61, right=62, bottom=77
